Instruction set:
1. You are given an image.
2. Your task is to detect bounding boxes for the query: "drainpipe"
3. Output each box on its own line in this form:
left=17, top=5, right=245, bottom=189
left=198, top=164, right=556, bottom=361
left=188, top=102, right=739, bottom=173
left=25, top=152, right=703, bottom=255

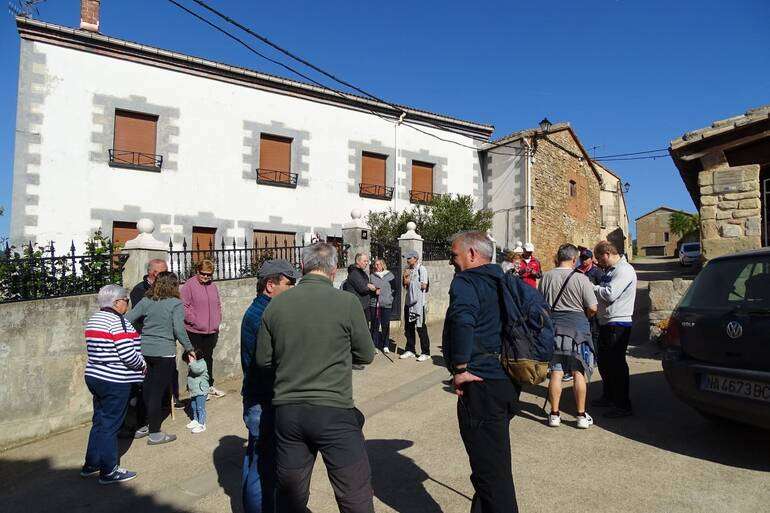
left=522, top=139, right=533, bottom=244
left=394, top=112, right=406, bottom=212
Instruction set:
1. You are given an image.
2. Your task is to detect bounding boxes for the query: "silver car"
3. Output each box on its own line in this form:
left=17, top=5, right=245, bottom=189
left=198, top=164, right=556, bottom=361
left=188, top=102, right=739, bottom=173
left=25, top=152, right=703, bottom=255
left=679, top=242, right=701, bottom=266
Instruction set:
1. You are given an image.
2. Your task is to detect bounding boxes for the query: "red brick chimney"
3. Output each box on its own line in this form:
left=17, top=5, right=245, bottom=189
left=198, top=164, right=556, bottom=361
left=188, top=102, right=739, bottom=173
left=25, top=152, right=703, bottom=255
left=80, top=0, right=100, bottom=32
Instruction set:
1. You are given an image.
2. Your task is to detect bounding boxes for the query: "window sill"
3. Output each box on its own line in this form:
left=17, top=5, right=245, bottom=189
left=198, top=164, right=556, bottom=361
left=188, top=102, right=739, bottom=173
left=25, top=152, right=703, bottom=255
left=108, top=161, right=162, bottom=173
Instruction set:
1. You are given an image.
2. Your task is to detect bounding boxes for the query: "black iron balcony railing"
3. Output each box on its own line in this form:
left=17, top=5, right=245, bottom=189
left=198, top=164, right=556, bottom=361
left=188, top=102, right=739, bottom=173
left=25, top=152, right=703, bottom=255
left=359, top=183, right=394, bottom=200
left=108, top=149, right=163, bottom=170
left=257, top=168, right=299, bottom=188
left=409, top=190, right=441, bottom=205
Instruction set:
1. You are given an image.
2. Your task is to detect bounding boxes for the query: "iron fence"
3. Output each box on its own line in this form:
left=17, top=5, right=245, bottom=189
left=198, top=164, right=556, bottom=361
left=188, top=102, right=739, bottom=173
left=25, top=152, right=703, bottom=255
left=256, top=168, right=299, bottom=188
left=108, top=149, right=163, bottom=170
left=168, top=237, right=348, bottom=282
left=0, top=241, right=128, bottom=304
left=422, top=240, right=452, bottom=262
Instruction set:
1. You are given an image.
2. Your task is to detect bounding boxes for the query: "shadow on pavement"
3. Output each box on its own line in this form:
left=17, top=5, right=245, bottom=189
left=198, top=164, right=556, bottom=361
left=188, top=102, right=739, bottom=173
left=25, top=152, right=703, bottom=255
left=518, top=370, right=770, bottom=471
left=213, top=435, right=246, bottom=513
left=367, top=439, right=463, bottom=513
left=631, top=257, right=700, bottom=282
left=0, top=457, right=191, bottom=513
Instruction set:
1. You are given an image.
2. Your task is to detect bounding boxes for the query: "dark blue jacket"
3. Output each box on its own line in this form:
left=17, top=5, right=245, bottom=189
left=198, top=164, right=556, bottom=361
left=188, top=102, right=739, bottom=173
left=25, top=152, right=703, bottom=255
left=241, top=294, right=271, bottom=403
left=442, top=264, right=508, bottom=380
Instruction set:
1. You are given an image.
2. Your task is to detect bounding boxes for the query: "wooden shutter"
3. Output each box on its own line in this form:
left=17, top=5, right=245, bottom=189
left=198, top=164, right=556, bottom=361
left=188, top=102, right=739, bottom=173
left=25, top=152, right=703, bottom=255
left=112, top=221, right=138, bottom=248
left=259, top=134, right=292, bottom=182
left=362, top=152, right=386, bottom=186
left=192, top=227, right=216, bottom=251
left=114, top=110, right=158, bottom=156
left=412, top=161, right=434, bottom=193
left=253, top=230, right=296, bottom=248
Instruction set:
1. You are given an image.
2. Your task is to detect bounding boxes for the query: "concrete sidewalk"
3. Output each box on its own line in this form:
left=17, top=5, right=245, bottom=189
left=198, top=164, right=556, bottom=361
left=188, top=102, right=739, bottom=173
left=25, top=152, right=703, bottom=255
left=2, top=320, right=770, bottom=513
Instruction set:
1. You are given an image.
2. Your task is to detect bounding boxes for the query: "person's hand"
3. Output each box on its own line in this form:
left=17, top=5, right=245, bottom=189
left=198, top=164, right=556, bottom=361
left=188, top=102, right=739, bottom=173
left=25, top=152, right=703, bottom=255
left=375, top=288, right=381, bottom=295
left=142, top=366, right=148, bottom=376
left=453, top=371, right=484, bottom=397
left=367, top=283, right=376, bottom=291
left=187, top=352, right=197, bottom=362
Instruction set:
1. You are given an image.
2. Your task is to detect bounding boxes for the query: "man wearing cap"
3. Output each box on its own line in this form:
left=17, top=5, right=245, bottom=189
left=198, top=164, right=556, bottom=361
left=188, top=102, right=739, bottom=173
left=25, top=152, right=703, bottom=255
left=518, top=242, right=542, bottom=288
left=241, top=260, right=300, bottom=513
left=401, top=250, right=431, bottom=362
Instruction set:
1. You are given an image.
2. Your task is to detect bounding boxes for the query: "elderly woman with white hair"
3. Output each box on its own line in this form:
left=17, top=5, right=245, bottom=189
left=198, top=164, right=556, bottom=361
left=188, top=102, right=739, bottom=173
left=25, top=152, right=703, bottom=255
left=81, top=284, right=146, bottom=484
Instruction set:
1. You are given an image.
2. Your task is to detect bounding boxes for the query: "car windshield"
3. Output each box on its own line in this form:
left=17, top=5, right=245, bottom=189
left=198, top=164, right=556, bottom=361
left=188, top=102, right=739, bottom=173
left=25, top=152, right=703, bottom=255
left=678, top=255, right=770, bottom=311
left=682, top=243, right=700, bottom=252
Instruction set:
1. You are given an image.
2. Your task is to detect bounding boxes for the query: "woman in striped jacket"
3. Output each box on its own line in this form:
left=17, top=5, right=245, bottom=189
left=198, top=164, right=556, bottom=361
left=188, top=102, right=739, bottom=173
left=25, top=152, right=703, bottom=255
left=81, top=284, right=146, bottom=484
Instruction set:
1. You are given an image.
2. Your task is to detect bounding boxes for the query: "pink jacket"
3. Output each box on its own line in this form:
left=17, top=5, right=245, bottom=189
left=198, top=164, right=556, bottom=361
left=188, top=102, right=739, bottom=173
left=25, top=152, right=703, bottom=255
left=180, top=278, right=222, bottom=334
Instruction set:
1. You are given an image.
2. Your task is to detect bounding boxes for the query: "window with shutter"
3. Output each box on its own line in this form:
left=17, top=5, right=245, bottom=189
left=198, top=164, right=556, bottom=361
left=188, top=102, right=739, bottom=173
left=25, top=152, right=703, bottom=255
left=111, top=110, right=160, bottom=169
left=411, top=161, right=434, bottom=204
left=192, top=227, right=216, bottom=264
left=360, top=152, right=392, bottom=199
left=112, top=221, right=138, bottom=248
left=258, top=134, right=295, bottom=187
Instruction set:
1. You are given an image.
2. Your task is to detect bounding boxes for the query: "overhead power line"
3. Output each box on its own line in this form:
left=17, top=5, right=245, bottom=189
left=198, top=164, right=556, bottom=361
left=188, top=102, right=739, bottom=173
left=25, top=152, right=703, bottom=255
left=593, top=148, right=669, bottom=159
left=594, top=154, right=670, bottom=162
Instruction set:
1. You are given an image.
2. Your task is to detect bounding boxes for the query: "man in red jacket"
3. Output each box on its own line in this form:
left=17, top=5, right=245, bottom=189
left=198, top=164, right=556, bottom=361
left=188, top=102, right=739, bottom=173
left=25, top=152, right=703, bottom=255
left=181, top=259, right=225, bottom=397
left=518, top=242, right=542, bottom=288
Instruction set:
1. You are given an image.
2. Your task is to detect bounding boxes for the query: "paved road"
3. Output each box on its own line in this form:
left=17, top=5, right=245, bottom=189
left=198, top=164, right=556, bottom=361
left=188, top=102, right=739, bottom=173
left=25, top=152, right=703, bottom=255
left=2, top=260, right=768, bottom=513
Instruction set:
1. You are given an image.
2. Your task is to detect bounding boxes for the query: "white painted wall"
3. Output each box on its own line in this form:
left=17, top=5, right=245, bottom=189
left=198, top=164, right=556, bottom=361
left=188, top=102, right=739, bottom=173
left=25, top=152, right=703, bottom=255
left=483, top=141, right=526, bottom=249
left=14, top=41, right=482, bottom=250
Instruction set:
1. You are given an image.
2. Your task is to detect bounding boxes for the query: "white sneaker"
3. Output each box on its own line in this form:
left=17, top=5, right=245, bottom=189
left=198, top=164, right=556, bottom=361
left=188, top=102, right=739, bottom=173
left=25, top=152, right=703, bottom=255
left=192, top=424, right=206, bottom=434
left=383, top=347, right=390, bottom=354
left=416, top=354, right=431, bottom=362
left=209, top=387, right=226, bottom=398
left=399, top=351, right=415, bottom=360
left=186, top=419, right=200, bottom=429
left=576, top=413, right=594, bottom=429
left=548, top=413, right=561, bottom=427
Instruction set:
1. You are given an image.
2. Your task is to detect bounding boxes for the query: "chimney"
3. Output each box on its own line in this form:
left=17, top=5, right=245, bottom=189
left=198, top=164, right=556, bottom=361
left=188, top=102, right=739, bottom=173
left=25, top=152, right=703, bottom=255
left=80, top=0, right=100, bottom=32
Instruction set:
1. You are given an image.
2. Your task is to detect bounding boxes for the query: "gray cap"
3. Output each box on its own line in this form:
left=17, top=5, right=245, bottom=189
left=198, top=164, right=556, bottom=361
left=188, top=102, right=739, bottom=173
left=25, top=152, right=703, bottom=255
left=404, top=250, right=419, bottom=260
left=258, top=259, right=300, bottom=281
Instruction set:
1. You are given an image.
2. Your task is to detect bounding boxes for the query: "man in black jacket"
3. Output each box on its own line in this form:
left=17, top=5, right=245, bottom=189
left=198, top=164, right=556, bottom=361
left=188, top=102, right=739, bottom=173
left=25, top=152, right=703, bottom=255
left=345, top=253, right=376, bottom=322
left=443, top=231, right=521, bottom=513
left=129, top=259, right=168, bottom=312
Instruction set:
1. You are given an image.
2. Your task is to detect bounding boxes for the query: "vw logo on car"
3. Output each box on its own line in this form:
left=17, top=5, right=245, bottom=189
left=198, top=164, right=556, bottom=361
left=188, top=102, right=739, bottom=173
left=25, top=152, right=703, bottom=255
left=725, top=321, right=743, bottom=340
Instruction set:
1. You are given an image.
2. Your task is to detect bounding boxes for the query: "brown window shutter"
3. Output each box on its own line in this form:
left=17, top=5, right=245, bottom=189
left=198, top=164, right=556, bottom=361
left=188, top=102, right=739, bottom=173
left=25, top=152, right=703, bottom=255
left=361, top=152, right=386, bottom=186
left=412, top=161, right=434, bottom=193
left=253, top=230, right=296, bottom=248
left=259, top=134, right=292, bottom=182
left=192, top=227, right=216, bottom=264
left=112, top=221, right=138, bottom=248
left=114, top=110, right=158, bottom=157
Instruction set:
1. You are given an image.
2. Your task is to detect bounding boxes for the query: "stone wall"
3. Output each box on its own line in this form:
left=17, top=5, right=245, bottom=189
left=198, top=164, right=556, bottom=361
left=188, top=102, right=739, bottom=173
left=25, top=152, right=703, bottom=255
left=636, top=209, right=682, bottom=257
left=531, top=130, right=602, bottom=270
left=699, top=165, right=762, bottom=260
left=0, top=264, right=459, bottom=450
left=648, top=278, right=693, bottom=341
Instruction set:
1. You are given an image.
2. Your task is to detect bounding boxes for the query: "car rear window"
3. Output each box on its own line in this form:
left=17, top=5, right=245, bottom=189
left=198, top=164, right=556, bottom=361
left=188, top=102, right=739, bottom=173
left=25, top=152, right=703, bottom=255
left=682, top=243, right=700, bottom=252
left=678, top=255, right=770, bottom=310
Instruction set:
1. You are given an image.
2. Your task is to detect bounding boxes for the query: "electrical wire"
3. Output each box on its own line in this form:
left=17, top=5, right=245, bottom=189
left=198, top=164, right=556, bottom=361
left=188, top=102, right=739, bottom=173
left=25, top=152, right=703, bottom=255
left=593, top=148, right=669, bottom=159
left=594, top=154, right=670, bottom=162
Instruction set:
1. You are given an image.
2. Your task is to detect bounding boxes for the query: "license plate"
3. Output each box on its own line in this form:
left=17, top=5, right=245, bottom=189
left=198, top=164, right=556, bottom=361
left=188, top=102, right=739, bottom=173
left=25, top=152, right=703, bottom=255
left=701, top=374, right=770, bottom=403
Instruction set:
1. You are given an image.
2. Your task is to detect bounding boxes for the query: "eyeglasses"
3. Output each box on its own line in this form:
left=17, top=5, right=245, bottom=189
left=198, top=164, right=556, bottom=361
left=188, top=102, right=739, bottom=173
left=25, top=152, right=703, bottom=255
left=199, top=272, right=213, bottom=277
left=115, top=298, right=129, bottom=303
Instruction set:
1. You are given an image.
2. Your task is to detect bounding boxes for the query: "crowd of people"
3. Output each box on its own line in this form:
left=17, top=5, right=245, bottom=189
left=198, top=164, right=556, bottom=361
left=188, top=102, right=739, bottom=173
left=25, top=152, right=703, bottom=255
left=79, top=233, right=637, bottom=513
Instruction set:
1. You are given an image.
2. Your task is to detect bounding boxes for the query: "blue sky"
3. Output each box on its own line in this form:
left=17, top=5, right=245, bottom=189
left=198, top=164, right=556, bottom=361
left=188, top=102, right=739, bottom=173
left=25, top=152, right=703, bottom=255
left=1, top=0, right=768, bottom=240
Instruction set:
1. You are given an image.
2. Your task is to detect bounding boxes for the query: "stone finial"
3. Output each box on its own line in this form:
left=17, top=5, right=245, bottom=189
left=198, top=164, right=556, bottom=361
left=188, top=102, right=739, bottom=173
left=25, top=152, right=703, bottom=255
left=399, top=221, right=422, bottom=241
left=344, top=208, right=368, bottom=229
left=123, top=218, right=167, bottom=250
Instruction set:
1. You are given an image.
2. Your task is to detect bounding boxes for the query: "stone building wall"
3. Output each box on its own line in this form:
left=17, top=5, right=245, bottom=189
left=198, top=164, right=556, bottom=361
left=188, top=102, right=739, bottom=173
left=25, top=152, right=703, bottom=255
left=699, top=164, right=762, bottom=259
left=648, top=278, right=693, bottom=341
left=531, top=130, right=602, bottom=269
left=636, top=209, right=682, bottom=257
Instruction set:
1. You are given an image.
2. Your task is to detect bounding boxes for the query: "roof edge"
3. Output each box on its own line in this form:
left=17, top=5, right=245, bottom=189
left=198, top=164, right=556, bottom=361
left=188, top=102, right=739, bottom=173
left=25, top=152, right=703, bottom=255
left=634, top=206, right=694, bottom=221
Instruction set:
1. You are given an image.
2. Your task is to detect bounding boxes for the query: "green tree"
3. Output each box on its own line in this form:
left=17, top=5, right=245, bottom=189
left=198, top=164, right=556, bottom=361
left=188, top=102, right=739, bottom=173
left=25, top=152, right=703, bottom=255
left=366, top=194, right=493, bottom=243
left=669, top=212, right=700, bottom=238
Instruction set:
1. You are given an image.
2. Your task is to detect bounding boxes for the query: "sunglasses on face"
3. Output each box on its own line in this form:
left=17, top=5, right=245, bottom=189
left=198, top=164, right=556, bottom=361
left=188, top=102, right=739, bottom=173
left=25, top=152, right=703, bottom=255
left=115, top=298, right=129, bottom=303
left=199, top=272, right=213, bottom=277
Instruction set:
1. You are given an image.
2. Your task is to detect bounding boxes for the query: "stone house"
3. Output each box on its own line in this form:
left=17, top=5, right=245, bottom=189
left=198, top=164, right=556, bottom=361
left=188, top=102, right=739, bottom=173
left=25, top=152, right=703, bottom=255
left=595, top=161, right=632, bottom=255
left=481, top=122, right=604, bottom=269
left=635, top=206, right=691, bottom=257
left=669, top=104, right=769, bottom=260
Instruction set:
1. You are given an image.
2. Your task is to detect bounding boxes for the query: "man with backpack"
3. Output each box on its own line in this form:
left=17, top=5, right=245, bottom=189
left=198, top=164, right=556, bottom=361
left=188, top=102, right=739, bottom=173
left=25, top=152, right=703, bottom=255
left=443, top=231, right=551, bottom=513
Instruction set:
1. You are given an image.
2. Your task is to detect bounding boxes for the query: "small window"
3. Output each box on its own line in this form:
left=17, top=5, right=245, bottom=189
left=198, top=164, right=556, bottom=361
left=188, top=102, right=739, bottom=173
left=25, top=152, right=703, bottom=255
left=111, top=110, right=161, bottom=169
left=258, top=134, right=296, bottom=187
left=112, top=221, right=138, bottom=248
left=569, top=180, right=577, bottom=197
left=664, top=232, right=670, bottom=242
left=192, top=227, right=216, bottom=264
left=360, top=152, right=392, bottom=199
left=411, top=161, right=435, bottom=204
left=253, top=230, right=296, bottom=248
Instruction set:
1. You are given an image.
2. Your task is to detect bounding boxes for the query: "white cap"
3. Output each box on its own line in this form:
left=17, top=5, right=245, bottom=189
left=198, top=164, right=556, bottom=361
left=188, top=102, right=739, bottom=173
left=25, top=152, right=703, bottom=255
left=524, top=242, right=535, bottom=252
left=513, top=246, right=524, bottom=254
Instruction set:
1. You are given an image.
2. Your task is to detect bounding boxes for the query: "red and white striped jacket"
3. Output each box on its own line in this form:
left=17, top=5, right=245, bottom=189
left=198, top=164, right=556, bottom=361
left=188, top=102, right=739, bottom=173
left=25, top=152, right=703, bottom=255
left=84, top=309, right=145, bottom=384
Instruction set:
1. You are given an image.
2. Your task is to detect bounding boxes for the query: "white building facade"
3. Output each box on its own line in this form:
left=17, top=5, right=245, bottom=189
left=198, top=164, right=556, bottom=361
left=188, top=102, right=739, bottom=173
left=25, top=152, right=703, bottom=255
left=10, top=17, right=492, bottom=251
left=595, top=162, right=632, bottom=255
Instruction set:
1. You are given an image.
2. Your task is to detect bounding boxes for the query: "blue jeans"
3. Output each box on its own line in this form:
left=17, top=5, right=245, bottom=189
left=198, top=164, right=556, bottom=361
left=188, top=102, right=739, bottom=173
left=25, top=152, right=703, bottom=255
left=84, top=375, right=132, bottom=476
left=191, top=394, right=207, bottom=425
left=243, top=401, right=277, bottom=513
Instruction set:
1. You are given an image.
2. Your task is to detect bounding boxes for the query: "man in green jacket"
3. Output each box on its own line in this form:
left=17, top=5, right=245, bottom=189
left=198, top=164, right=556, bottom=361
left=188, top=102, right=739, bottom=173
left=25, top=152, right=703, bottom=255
left=256, top=242, right=375, bottom=513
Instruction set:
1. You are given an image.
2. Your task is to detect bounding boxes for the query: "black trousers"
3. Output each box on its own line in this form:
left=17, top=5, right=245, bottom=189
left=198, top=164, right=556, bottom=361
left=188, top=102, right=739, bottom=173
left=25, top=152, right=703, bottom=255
left=597, top=324, right=632, bottom=410
left=458, top=379, right=520, bottom=513
left=274, top=404, right=374, bottom=513
left=188, top=331, right=218, bottom=386
left=369, top=306, right=391, bottom=350
left=143, top=356, right=175, bottom=433
left=404, top=305, right=430, bottom=355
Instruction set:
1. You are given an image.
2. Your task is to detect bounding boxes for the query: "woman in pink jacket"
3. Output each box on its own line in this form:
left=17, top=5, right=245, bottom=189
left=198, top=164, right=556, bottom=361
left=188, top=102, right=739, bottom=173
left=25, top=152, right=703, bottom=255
left=180, top=259, right=225, bottom=397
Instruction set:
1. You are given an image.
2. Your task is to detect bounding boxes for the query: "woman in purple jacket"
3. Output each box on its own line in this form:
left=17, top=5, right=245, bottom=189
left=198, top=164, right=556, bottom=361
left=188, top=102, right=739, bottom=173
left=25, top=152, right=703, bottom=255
left=180, top=259, right=225, bottom=397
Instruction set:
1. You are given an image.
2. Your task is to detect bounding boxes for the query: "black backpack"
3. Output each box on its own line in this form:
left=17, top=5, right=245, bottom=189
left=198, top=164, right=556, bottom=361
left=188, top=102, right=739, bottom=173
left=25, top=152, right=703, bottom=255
left=494, top=272, right=555, bottom=386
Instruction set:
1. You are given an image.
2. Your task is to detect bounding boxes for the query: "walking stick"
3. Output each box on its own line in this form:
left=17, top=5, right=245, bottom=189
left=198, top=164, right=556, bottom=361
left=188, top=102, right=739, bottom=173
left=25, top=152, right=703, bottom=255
left=170, top=389, right=175, bottom=420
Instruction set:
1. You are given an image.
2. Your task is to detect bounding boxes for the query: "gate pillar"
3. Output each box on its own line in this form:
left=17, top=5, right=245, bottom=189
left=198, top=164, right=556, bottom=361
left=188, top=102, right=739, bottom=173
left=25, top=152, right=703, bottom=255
left=342, top=209, right=372, bottom=264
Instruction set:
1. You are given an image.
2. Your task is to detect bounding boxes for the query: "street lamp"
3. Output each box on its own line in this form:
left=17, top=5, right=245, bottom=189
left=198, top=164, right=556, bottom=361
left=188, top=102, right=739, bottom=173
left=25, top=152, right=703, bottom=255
left=623, top=182, right=631, bottom=193
left=538, top=117, right=552, bottom=134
